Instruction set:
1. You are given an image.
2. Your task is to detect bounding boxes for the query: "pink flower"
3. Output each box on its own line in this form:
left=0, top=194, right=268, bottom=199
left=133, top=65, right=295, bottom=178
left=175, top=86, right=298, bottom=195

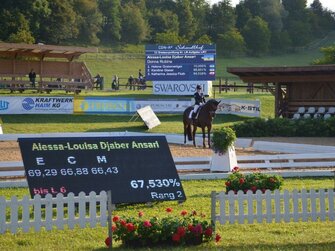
left=232, top=166, right=240, bottom=172
left=112, top=215, right=120, bottom=222
left=166, top=207, right=173, bottom=213
left=143, top=220, right=152, bottom=228
left=172, top=233, right=181, bottom=242
left=138, top=211, right=144, bottom=217
left=181, top=210, right=188, bottom=216
left=215, top=234, right=221, bottom=242
left=194, top=224, right=203, bottom=235
left=204, top=227, right=213, bottom=237
left=104, top=237, right=111, bottom=247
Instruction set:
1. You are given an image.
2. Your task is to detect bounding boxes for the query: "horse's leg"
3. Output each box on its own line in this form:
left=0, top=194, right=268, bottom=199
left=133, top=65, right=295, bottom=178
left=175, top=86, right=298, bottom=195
left=183, top=122, right=187, bottom=144
left=207, top=124, right=212, bottom=148
left=192, top=125, right=197, bottom=147
left=201, top=127, right=206, bottom=148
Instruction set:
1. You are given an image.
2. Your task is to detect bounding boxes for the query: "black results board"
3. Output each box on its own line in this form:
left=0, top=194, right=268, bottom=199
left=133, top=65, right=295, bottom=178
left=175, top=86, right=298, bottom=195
left=18, top=136, right=186, bottom=204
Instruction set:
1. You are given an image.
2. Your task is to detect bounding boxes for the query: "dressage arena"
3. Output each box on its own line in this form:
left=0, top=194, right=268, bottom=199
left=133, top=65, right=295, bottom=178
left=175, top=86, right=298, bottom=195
left=1, top=136, right=335, bottom=173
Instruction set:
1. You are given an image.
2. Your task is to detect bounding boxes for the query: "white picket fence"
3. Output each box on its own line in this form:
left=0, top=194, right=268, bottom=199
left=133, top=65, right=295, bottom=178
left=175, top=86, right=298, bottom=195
left=211, top=189, right=335, bottom=226
left=0, top=191, right=108, bottom=234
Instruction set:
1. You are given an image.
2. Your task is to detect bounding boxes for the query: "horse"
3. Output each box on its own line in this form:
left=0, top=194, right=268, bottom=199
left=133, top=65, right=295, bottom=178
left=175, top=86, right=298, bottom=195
left=183, top=99, right=221, bottom=148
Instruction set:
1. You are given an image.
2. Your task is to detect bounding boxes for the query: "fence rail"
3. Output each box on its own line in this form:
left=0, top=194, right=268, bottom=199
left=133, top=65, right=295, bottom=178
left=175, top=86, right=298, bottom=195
left=211, top=189, right=335, bottom=226
left=0, top=191, right=107, bottom=234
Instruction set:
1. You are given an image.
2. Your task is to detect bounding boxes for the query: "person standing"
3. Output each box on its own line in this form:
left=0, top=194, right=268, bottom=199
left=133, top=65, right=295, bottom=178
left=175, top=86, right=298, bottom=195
left=189, top=85, right=206, bottom=121
left=28, top=69, right=36, bottom=88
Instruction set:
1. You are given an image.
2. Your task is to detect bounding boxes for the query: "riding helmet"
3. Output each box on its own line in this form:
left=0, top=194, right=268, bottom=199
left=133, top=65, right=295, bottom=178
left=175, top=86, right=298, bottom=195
left=196, top=85, right=202, bottom=90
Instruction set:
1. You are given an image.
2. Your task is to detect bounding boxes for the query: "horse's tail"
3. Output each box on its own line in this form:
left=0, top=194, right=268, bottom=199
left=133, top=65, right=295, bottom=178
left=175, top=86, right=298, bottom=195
left=186, top=123, right=192, bottom=141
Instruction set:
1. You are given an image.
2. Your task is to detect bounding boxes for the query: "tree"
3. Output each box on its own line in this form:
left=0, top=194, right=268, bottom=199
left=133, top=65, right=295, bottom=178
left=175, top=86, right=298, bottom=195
left=208, top=0, right=236, bottom=41
left=242, top=16, right=271, bottom=56
left=259, top=0, right=285, bottom=33
left=74, top=0, right=103, bottom=45
left=121, top=3, right=149, bottom=44
left=99, top=0, right=122, bottom=43
left=190, top=0, right=211, bottom=41
left=148, top=9, right=179, bottom=35
left=176, top=0, right=196, bottom=41
left=235, top=3, right=252, bottom=30
left=217, top=29, right=246, bottom=57
left=7, top=12, right=35, bottom=44
left=194, top=34, right=212, bottom=44
left=155, top=32, right=181, bottom=44
left=270, top=30, right=292, bottom=53
left=39, top=0, right=79, bottom=44
left=313, top=46, right=335, bottom=64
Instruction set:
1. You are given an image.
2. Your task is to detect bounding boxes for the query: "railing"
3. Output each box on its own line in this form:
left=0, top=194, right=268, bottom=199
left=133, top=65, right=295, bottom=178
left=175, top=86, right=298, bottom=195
left=211, top=189, right=335, bottom=227
left=0, top=191, right=107, bottom=234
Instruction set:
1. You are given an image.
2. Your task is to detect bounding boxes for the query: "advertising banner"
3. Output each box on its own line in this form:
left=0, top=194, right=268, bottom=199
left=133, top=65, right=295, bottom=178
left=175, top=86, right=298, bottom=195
left=74, top=97, right=131, bottom=113
left=145, top=44, right=216, bottom=81
left=216, top=99, right=261, bottom=117
left=0, top=96, right=73, bottom=114
left=153, top=81, right=212, bottom=96
left=131, top=99, right=192, bottom=113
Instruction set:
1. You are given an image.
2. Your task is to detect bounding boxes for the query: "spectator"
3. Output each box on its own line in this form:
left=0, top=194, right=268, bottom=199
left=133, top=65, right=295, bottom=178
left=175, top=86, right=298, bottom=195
left=29, top=69, right=36, bottom=88
left=112, top=75, right=119, bottom=90
left=94, top=74, right=103, bottom=89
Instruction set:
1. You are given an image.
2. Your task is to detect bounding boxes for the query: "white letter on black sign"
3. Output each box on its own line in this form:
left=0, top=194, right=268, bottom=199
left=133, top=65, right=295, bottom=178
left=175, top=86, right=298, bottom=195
left=68, top=156, right=76, bottom=164
left=97, top=156, right=107, bottom=163
left=36, top=157, right=45, bottom=165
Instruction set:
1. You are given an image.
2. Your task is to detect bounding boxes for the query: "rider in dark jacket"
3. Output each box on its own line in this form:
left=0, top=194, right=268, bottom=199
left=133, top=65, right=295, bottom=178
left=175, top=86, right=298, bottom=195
left=189, top=85, right=206, bottom=120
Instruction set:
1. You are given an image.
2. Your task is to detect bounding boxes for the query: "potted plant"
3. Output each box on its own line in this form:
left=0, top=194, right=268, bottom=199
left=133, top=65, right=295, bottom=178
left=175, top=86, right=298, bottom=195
left=210, top=127, right=237, bottom=172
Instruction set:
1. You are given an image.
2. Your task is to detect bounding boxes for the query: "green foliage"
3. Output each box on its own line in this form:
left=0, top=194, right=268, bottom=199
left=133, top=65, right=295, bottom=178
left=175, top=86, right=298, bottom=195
left=211, top=127, right=237, bottom=154
left=155, top=32, right=181, bottom=44
left=313, top=45, right=335, bottom=64
left=242, top=16, right=271, bottom=56
left=232, top=117, right=335, bottom=137
left=193, top=34, right=212, bottom=45
left=108, top=208, right=217, bottom=247
left=121, top=3, right=149, bottom=44
left=217, top=28, right=246, bottom=57
left=225, top=167, right=283, bottom=193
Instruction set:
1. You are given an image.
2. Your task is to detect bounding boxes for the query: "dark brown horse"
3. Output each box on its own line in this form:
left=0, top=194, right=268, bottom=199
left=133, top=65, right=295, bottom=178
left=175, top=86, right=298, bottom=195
left=183, top=99, right=221, bottom=148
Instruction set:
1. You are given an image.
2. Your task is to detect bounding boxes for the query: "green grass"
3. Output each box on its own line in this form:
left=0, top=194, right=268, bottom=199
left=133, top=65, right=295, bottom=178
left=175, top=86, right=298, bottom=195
left=0, top=178, right=335, bottom=250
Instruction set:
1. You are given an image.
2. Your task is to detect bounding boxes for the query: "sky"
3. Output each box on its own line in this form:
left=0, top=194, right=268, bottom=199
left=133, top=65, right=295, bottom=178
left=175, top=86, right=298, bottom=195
left=209, top=0, right=335, bottom=11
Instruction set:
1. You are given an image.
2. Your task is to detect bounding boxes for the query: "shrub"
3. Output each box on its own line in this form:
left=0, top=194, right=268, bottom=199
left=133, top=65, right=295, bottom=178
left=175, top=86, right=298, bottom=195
left=211, top=127, right=236, bottom=154
left=225, top=167, right=283, bottom=193
left=105, top=208, right=221, bottom=247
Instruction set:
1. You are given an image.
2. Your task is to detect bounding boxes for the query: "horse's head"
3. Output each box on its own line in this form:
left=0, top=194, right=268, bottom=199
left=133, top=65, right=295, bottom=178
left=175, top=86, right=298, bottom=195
left=206, top=99, right=221, bottom=117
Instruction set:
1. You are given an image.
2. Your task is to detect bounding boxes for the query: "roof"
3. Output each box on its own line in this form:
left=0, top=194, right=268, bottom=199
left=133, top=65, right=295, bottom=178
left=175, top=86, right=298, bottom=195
left=0, top=42, right=98, bottom=60
left=227, top=65, right=335, bottom=83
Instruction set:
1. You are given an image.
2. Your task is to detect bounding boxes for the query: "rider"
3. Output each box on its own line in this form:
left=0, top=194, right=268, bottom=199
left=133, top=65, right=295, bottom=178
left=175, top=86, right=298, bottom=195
left=189, top=84, right=206, bottom=121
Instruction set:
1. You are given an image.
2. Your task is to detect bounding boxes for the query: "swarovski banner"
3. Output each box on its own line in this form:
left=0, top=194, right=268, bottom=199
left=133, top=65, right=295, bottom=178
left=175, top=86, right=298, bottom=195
left=153, top=81, right=212, bottom=96
left=0, top=96, right=73, bottom=114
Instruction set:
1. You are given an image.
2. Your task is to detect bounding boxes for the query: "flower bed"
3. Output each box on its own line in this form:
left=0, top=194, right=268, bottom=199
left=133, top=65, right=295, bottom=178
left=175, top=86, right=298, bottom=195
left=105, top=208, right=221, bottom=247
left=225, top=166, right=283, bottom=193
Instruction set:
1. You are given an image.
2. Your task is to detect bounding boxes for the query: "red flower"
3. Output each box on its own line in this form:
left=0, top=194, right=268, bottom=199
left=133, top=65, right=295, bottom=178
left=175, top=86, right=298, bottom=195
left=251, top=186, right=257, bottom=192
left=262, top=188, right=267, bottom=193
left=244, top=189, right=248, bottom=194
left=166, top=207, right=173, bottom=213
left=177, top=226, right=186, bottom=237
left=126, top=222, right=135, bottom=232
left=120, top=219, right=126, bottom=226
left=204, top=227, right=213, bottom=237
left=143, top=220, right=152, bottom=228
left=239, top=178, right=245, bottom=184
left=181, top=210, right=188, bottom=216
left=172, top=233, right=181, bottom=242
left=104, top=237, right=111, bottom=247
left=215, top=234, right=221, bottom=242
left=138, top=211, right=144, bottom=217
left=111, top=225, right=117, bottom=232
left=225, top=181, right=231, bottom=187
left=112, top=215, right=120, bottom=222
left=194, top=224, right=203, bottom=235
left=188, top=224, right=194, bottom=232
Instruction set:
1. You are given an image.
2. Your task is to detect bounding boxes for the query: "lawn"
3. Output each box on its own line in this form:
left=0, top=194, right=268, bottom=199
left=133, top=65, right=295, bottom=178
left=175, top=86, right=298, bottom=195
left=0, top=178, right=334, bottom=250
